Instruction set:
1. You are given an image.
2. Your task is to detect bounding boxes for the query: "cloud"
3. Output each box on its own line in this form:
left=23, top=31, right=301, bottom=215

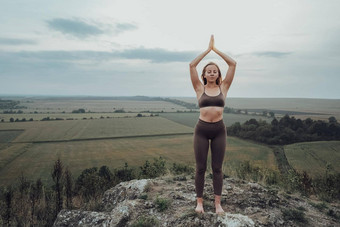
left=236, top=51, right=293, bottom=58
left=46, top=18, right=104, bottom=38
left=0, top=37, right=37, bottom=45
left=0, top=48, right=198, bottom=63
left=45, top=18, right=137, bottom=38
left=116, top=47, right=197, bottom=62
left=116, top=23, right=137, bottom=33
left=251, top=51, right=292, bottom=58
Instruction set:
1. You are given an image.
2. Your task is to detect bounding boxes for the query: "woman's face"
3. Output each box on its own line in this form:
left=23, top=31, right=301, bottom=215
left=204, top=65, right=219, bottom=83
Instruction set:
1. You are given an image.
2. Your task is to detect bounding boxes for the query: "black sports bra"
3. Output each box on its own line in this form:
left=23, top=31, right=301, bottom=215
left=198, top=86, right=225, bottom=108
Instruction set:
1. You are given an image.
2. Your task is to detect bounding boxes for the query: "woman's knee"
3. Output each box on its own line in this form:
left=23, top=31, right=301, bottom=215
left=196, top=165, right=207, bottom=175
left=212, top=166, right=222, bottom=174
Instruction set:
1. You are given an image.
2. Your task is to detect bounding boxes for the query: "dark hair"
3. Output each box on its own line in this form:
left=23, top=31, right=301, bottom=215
left=201, top=62, right=222, bottom=85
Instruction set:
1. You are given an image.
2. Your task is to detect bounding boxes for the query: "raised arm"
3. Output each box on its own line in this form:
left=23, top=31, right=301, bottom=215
left=189, top=35, right=214, bottom=92
left=213, top=45, right=237, bottom=91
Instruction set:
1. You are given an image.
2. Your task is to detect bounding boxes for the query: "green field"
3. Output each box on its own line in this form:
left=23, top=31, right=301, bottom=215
left=1, top=98, right=188, bottom=114
left=0, top=112, right=154, bottom=122
left=284, top=141, right=340, bottom=177
left=177, top=97, right=340, bottom=120
left=1, top=96, right=339, bottom=187
left=0, top=134, right=277, bottom=186
left=159, top=112, right=269, bottom=128
left=0, top=117, right=193, bottom=142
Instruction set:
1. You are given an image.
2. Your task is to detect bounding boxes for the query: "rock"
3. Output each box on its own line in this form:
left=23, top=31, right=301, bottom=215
left=53, top=175, right=340, bottom=227
left=100, top=179, right=150, bottom=212
left=217, top=213, right=255, bottom=227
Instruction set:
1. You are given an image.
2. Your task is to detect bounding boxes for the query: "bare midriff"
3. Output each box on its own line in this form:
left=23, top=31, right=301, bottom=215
left=199, top=106, right=224, bottom=122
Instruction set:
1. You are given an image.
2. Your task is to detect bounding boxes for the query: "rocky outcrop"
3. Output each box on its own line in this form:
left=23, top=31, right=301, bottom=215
left=53, top=175, right=340, bottom=226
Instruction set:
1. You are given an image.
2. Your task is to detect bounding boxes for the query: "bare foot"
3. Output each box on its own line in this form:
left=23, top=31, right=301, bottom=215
left=195, top=197, right=204, bottom=213
left=215, top=203, right=225, bottom=214
left=214, top=194, right=225, bottom=214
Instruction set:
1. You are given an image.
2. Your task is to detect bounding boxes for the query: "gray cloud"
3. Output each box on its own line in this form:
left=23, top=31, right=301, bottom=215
left=116, top=23, right=137, bottom=33
left=235, top=51, right=292, bottom=58
left=0, top=48, right=197, bottom=63
left=116, top=47, right=197, bottom=62
left=251, top=51, right=292, bottom=58
left=46, top=18, right=137, bottom=38
left=0, top=37, right=37, bottom=45
left=46, top=18, right=104, bottom=38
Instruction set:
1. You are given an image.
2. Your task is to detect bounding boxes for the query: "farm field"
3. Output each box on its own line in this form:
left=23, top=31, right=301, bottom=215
left=284, top=141, right=340, bottom=177
left=159, top=112, right=270, bottom=128
left=0, top=117, right=193, bottom=142
left=0, top=112, right=154, bottom=122
left=0, top=134, right=277, bottom=186
left=1, top=97, right=188, bottom=113
left=1, top=96, right=339, bottom=187
left=176, top=97, right=340, bottom=120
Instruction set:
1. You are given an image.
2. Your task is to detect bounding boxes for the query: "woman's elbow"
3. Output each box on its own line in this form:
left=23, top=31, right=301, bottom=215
left=189, top=62, right=197, bottom=68
left=229, top=61, right=237, bottom=67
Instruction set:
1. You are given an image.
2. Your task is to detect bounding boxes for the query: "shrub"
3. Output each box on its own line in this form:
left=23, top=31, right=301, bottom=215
left=154, top=197, right=171, bottom=212
left=131, top=215, right=159, bottom=227
left=138, top=194, right=148, bottom=200
left=140, top=157, right=167, bottom=179
left=170, top=163, right=194, bottom=175
left=281, top=208, right=307, bottom=223
left=310, top=202, right=328, bottom=211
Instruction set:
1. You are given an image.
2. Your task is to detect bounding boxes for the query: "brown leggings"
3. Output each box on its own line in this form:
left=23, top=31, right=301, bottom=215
left=193, top=118, right=227, bottom=198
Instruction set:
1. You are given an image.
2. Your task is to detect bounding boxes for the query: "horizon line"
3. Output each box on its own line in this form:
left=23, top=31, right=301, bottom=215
left=0, top=94, right=340, bottom=100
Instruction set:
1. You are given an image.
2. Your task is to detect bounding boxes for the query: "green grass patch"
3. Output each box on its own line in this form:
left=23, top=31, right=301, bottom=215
left=154, top=197, right=171, bottom=212
left=281, top=208, right=308, bottom=224
left=159, top=112, right=268, bottom=128
left=0, top=117, right=193, bottom=142
left=284, top=141, right=340, bottom=177
left=0, top=134, right=277, bottom=186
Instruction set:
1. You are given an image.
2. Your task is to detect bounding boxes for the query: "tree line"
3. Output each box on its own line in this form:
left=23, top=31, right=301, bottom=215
left=0, top=157, right=193, bottom=226
left=228, top=115, right=340, bottom=145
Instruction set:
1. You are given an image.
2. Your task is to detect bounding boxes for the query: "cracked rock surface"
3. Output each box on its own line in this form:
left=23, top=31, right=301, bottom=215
left=53, top=176, right=340, bottom=227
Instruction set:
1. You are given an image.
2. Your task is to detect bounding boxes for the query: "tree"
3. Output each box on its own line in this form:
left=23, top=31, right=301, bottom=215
left=18, top=171, right=30, bottom=222
left=64, top=168, right=73, bottom=209
left=51, top=158, right=64, bottom=217
left=3, top=186, right=14, bottom=226
left=262, top=110, right=268, bottom=117
left=30, top=178, right=43, bottom=225
left=113, top=162, right=135, bottom=182
left=329, top=116, right=337, bottom=123
left=245, top=118, right=259, bottom=127
left=271, top=118, right=278, bottom=126
left=75, top=167, right=102, bottom=201
left=99, top=165, right=116, bottom=189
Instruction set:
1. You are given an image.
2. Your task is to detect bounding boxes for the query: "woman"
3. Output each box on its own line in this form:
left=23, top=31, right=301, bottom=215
left=189, top=35, right=237, bottom=214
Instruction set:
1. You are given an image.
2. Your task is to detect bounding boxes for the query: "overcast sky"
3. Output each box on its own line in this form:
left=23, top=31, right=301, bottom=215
left=1, top=0, right=339, bottom=98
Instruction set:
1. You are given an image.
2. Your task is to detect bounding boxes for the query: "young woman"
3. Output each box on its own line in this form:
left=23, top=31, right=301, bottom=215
left=189, top=35, right=237, bottom=214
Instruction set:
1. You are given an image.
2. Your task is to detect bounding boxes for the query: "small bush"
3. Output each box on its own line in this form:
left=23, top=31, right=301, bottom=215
left=143, top=181, right=153, bottom=193
left=297, top=206, right=306, bottom=211
left=310, top=201, right=328, bottom=211
left=138, top=194, right=148, bottom=200
left=131, top=215, right=159, bottom=227
left=327, top=209, right=340, bottom=220
left=281, top=208, right=307, bottom=223
left=140, top=156, right=167, bottom=179
left=173, top=176, right=187, bottom=181
left=154, top=197, right=171, bottom=212
left=170, top=163, right=194, bottom=175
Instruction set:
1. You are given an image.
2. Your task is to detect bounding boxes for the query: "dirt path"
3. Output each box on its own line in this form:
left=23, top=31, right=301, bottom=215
left=270, top=145, right=294, bottom=174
